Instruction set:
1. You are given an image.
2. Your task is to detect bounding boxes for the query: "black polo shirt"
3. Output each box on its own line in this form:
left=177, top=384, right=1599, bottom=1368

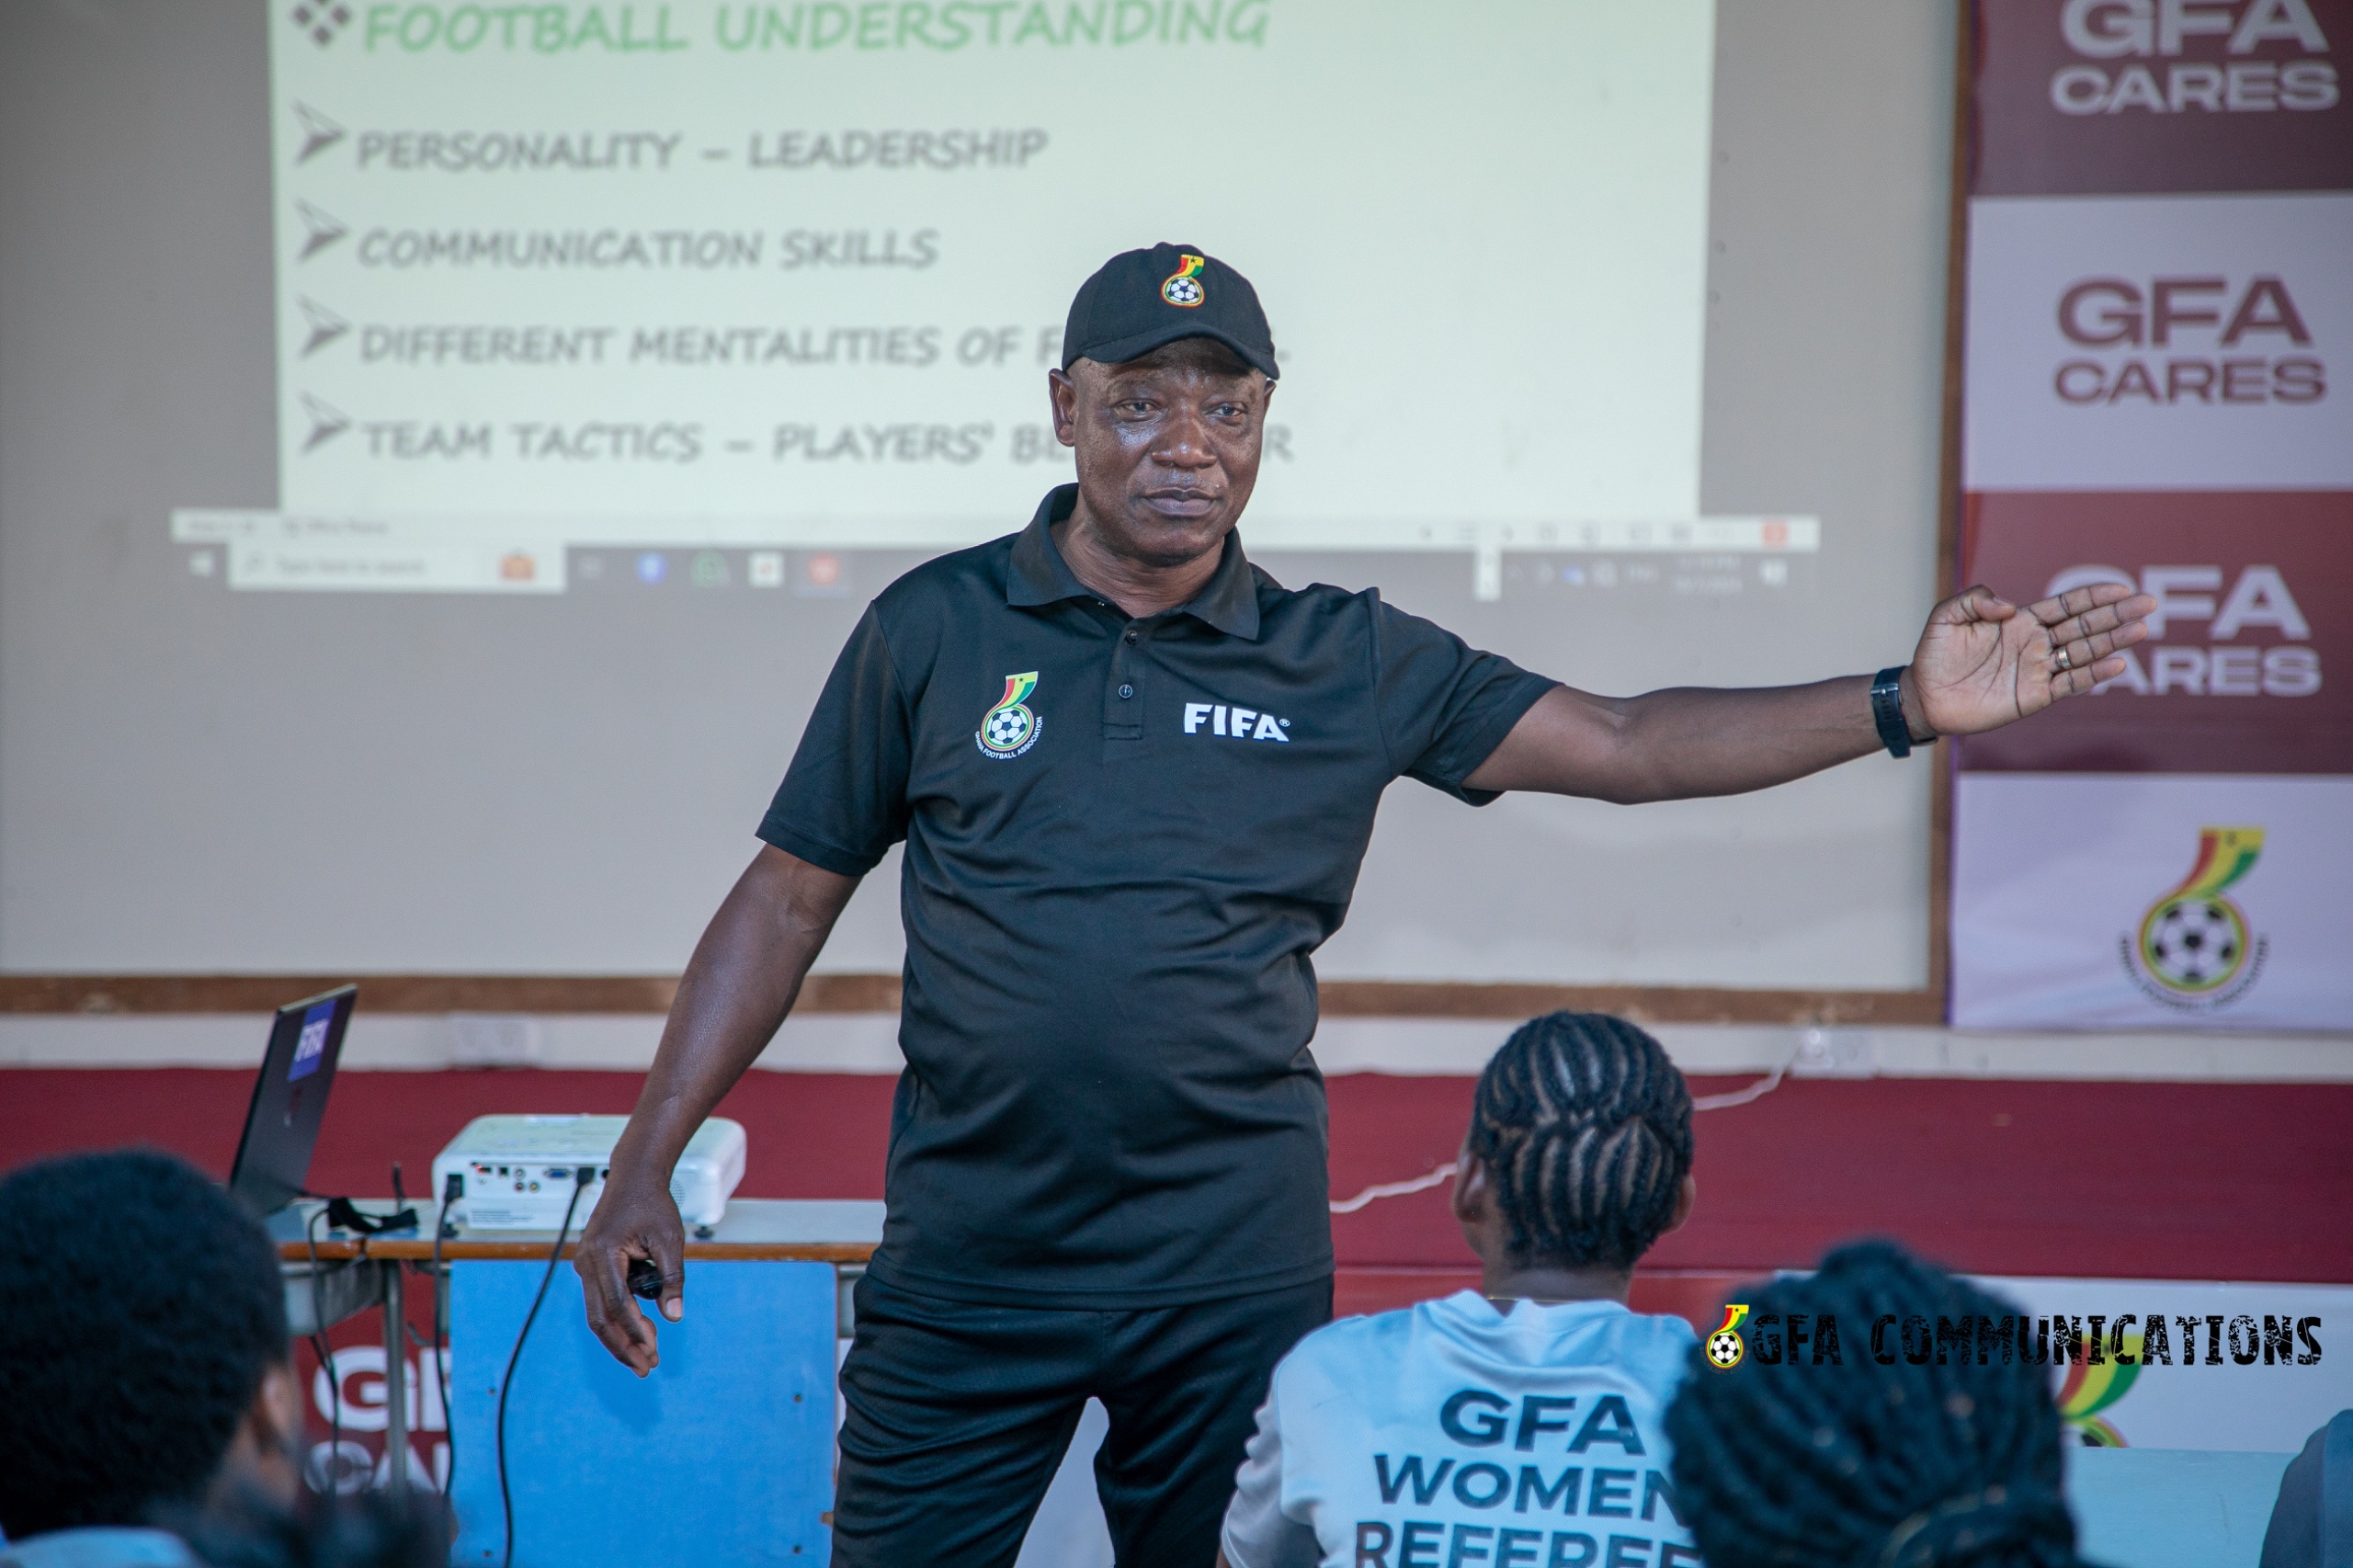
left=758, top=484, right=1556, bottom=1307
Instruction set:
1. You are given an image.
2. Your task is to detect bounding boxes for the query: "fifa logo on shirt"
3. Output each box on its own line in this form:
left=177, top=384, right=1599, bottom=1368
left=1705, top=1305, right=1750, bottom=1371
left=1182, top=701, right=1290, bottom=742
left=976, top=672, right=1043, bottom=759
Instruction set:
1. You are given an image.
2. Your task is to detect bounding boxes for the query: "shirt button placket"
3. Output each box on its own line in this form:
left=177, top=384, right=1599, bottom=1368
left=1104, top=621, right=1145, bottom=747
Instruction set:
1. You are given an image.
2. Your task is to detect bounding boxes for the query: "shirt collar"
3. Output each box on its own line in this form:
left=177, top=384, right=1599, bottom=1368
left=1006, top=483, right=1262, bottom=641
left=1438, top=1290, right=1636, bottom=1330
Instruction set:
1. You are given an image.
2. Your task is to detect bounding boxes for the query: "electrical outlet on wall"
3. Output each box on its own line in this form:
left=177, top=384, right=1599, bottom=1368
left=446, top=1014, right=541, bottom=1068
left=1790, top=1027, right=1877, bottom=1078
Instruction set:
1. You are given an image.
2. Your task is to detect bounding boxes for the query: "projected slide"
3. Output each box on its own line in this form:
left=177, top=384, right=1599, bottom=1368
left=173, top=1, right=1812, bottom=590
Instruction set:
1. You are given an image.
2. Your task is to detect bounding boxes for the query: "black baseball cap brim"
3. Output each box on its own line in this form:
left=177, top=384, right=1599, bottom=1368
left=1062, top=243, right=1279, bottom=381
left=1069, top=322, right=1278, bottom=380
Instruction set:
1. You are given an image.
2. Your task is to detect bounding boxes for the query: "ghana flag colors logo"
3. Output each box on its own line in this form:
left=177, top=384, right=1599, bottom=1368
left=1705, top=1304, right=1750, bottom=1370
left=2124, top=826, right=2268, bottom=1007
left=2057, top=1333, right=2143, bottom=1448
left=1162, top=254, right=1208, bottom=308
left=976, top=672, right=1043, bottom=759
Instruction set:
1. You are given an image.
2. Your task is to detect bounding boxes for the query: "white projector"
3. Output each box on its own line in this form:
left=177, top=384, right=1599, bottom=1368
left=431, top=1114, right=746, bottom=1232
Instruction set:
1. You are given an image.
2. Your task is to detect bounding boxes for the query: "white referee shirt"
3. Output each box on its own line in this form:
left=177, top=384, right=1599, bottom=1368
left=1221, top=1292, right=1701, bottom=1568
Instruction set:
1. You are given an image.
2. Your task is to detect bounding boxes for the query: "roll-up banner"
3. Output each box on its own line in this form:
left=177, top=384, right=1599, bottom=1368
left=1951, top=0, right=2352, bottom=1030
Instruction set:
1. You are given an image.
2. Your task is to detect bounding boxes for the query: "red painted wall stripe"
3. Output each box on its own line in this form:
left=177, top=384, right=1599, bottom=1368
left=4, top=1068, right=2345, bottom=1284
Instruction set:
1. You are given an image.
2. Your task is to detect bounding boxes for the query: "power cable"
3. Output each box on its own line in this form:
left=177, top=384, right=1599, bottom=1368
left=1688, top=1048, right=1798, bottom=1111
left=1329, top=1046, right=1805, bottom=1215
left=304, top=1204, right=344, bottom=1497
left=495, top=1167, right=593, bottom=1568
left=434, top=1171, right=461, bottom=1505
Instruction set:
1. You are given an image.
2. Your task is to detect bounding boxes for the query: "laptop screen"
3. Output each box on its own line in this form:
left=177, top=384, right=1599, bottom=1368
left=229, top=985, right=357, bottom=1215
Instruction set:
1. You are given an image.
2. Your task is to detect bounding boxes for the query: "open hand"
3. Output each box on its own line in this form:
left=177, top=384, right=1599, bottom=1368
left=1909, top=582, right=2156, bottom=737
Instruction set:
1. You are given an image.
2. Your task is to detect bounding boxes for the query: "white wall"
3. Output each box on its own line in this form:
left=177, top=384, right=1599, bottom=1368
left=6, top=1011, right=2346, bottom=1081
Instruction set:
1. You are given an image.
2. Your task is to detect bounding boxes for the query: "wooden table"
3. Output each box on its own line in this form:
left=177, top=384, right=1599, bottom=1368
left=273, top=1196, right=882, bottom=1265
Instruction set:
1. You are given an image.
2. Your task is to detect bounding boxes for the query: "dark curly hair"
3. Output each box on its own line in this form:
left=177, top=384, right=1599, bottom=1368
left=1468, top=1012, right=1694, bottom=1270
left=1665, top=1241, right=2089, bottom=1568
left=0, top=1148, right=290, bottom=1539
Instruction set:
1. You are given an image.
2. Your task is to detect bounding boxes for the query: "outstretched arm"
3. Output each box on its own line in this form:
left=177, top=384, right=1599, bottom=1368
left=1463, top=582, right=2154, bottom=802
left=574, top=844, right=859, bottom=1374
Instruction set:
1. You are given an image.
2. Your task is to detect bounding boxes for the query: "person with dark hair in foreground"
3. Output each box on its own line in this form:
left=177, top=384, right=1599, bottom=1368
left=1218, top=1013, right=1702, bottom=1568
left=1665, top=1241, right=2092, bottom=1568
left=0, top=1150, right=302, bottom=1567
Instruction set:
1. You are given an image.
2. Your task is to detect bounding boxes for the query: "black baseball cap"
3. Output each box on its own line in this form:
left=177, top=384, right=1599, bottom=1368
left=1062, top=243, right=1279, bottom=381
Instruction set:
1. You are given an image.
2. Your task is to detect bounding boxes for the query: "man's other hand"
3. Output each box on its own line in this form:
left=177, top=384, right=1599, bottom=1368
left=574, top=1174, right=686, bottom=1378
left=565, top=846, right=860, bottom=1373
left=1909, top=581, right=2156, bottom=736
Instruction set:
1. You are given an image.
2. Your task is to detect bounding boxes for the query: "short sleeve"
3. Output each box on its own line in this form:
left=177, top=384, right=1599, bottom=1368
left=756, top=606, right=913, bottom=875
left=1370, top=597, right=1558, bottom=804
left=1221, top=1378, right=1324, bottom=1568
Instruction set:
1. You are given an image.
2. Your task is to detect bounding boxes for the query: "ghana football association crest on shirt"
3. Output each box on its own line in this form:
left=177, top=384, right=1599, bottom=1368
left=976, top=671, right=1043, bottom=759
left=2120, top=826, right=2268, bottom=1012
left=1705, top=1304, right=1749, bottom=1371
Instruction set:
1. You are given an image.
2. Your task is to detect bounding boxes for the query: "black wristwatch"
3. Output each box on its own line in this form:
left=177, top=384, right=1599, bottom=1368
left=1871, top=666, right=1920, bottom=758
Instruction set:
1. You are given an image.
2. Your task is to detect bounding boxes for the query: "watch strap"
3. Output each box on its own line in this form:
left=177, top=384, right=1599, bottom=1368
left=1870, top=666, right=1913, bottom=758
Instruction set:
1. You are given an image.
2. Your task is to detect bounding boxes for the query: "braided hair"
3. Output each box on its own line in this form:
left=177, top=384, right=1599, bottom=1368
left=1468, top=1011, right=1693, bottom=1270
left=1665, top=1241, right=2089, bottom=1568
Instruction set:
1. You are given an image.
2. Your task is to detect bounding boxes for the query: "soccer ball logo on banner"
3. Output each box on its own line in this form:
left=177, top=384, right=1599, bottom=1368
left=2122, top=826, right=2268, bottom=1010
left=2057, top=1332, right=2143, bottom=1448
left=2141, top=899, right=2245, bottom=990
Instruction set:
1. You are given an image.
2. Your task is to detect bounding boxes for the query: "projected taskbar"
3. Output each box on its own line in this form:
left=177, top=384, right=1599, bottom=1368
left=168, top=510, right=1822, bottom=599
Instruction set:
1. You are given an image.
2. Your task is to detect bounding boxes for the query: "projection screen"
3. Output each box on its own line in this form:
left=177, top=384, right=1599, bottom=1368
left=0, top=0, right=1953, bottom=994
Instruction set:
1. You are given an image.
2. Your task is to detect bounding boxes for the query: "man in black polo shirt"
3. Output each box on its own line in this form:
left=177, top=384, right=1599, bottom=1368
left=577, top=244, right=2152, bottom=1567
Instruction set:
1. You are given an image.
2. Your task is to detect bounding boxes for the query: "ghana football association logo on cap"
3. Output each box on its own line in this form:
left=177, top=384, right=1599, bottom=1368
left=2120, top=826, right=2268, bottom=1011
left=976, top=672, right=1043, bottom=759
left=1705, top=1304, right=1750, bottom=1371
left=1161, top=254, right=1209, bottom=308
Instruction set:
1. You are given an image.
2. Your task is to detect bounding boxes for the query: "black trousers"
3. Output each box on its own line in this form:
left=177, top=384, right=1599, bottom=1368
left=831, top=1272, right=1333, bottom=1568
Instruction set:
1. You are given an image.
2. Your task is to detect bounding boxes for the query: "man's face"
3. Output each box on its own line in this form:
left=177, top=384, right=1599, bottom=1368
left=1049, top=340, right=1273, bottom=570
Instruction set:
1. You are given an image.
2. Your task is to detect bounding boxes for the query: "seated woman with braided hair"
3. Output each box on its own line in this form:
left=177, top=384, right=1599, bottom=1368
left=1218, top=1012, right=1703, bottom=1568
left=1664, top=1242, right=2093, bottom=1568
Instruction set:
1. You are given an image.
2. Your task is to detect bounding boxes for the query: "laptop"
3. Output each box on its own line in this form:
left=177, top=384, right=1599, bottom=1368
left=228, top=984, right=358, bottom=1217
